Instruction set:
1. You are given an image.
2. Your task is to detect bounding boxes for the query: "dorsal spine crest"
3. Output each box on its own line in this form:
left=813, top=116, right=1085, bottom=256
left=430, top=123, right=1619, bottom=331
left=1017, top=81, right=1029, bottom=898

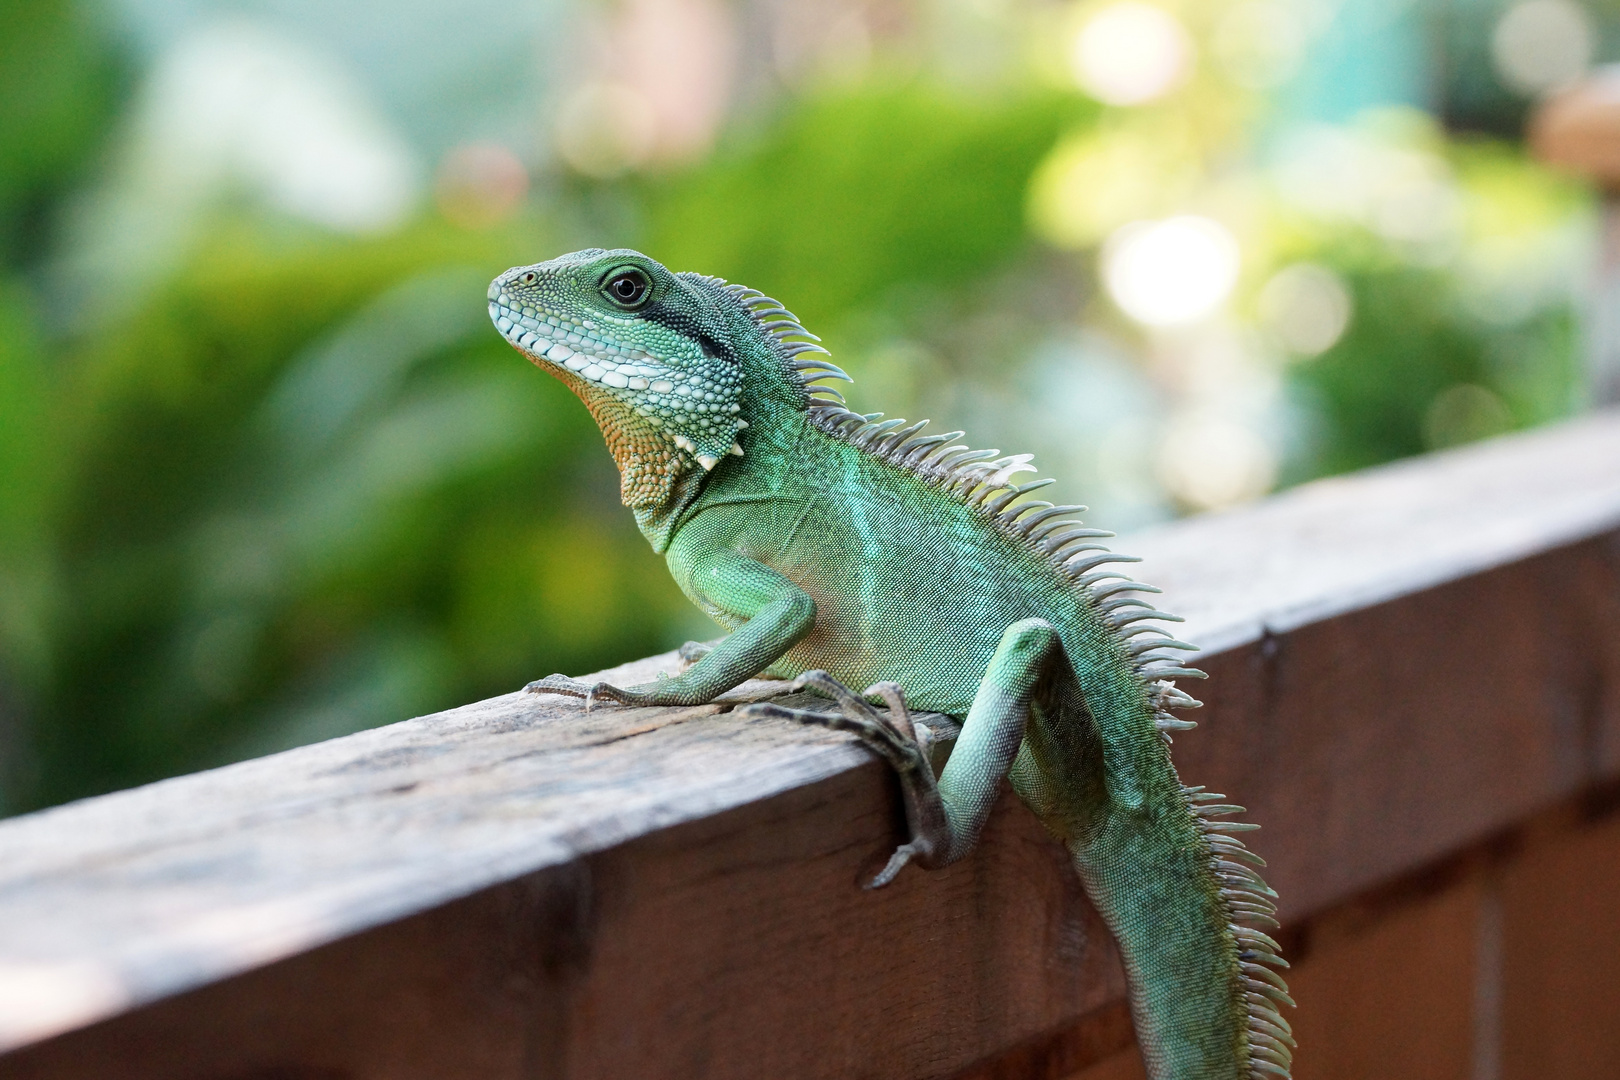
left=705, top=271, right=1208, bottom=683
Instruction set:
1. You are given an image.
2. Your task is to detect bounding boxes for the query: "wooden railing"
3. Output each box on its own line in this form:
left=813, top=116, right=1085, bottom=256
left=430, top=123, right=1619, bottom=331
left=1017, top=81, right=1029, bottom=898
left=1, top=413, right=1618, bottom=1080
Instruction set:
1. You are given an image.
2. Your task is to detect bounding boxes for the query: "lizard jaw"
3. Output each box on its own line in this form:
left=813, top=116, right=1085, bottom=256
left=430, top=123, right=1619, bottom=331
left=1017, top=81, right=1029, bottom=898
left=488, top=294, right=671, bottom=394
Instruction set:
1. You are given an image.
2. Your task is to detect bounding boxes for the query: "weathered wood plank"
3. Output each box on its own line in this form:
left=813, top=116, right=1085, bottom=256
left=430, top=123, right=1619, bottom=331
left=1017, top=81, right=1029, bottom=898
left=1, top=764, right=1121, bottom=1080
left=1, top=411, right=1618, bottom=1078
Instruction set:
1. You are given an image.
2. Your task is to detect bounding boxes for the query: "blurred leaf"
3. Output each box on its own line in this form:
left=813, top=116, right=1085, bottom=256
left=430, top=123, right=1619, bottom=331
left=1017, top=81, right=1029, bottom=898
left=1282, top=234, right=1578, bottom=480
left=0, top=0, right=122, bottom=265
left=0, top=285, right=50, bottom=558
left=644, top=81, right=1089, bottom=329
left=0, top=282, right=53, bottom=791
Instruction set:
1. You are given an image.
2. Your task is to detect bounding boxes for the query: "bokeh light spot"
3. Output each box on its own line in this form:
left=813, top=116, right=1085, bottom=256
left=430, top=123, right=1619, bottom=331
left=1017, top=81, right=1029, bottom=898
left=1213, top=1, right=1307, bottom=89
left=1070, top=2, right=1191, bottom=106
left=1272, top=119, right=1465, bottom=260
left=1492, top=0, right=1592, bottom=96
left=1257, top=263, right=1352, bottom=356
left=1424, top=384, right=1514, bottom=449
left=435, top=142, right=528, bottom=229
left=1103, top=215, right=1241, bottom=326
left=1028, top=127, right=1200, bottom=248
left=137, top=20, right=419, bottom=233
left=554, top=82, right=658, bottom=178
left=1157, top=415, right=1276, bottom=509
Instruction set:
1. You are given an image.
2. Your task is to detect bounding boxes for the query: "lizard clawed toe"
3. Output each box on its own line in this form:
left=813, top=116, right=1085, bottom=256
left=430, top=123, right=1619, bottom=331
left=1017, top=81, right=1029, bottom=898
left=744, top=670, right=928, bottom=772
left=867, top=838, right=928, bottom=889
left=738, top=671, right=949, bottom=885
left=524, top=675, right=643, bottom=711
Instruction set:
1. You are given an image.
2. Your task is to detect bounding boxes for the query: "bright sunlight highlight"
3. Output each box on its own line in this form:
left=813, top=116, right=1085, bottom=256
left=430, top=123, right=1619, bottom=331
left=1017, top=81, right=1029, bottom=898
left=1070, top=2, right=1192, bottom=106
left=1102, top=215, right=1241, bottom=326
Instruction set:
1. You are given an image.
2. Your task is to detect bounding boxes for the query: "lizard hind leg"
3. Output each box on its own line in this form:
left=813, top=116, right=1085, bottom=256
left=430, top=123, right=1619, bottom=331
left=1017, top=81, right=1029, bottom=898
left=738, top=617, right=1062, bottom=889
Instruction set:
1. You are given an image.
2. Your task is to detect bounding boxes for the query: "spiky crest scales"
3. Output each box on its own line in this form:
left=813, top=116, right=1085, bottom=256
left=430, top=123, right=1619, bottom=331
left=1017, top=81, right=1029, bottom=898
left=717, top=277, right=1204, bottom=686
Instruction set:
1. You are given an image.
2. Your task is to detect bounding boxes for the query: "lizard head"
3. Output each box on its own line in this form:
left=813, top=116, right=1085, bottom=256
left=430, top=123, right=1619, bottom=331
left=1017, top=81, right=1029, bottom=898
left=489, top=248, right=836, bottom=541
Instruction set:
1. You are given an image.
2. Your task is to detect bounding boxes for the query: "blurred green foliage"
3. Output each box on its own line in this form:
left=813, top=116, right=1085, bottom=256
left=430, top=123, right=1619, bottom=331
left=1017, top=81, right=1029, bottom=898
left=1278, top=139, right=1587, bottom=479
left=1, top=74, right=1089, bottom=813
left=647, top=85, right=1089, bottom=329
left=0, top=0, right=122, bottom=267
left=1285, top=252, right=1576, bottom=477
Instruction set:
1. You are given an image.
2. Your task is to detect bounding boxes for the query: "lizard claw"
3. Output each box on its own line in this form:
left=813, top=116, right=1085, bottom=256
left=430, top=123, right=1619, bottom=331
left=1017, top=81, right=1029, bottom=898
left=524, top=675, right=643, bottom=710
left=751, top=671, right=928, bottom=773
left=739, top=671, right=950, bottom=885
left=866, top=839, right=929, bottom=890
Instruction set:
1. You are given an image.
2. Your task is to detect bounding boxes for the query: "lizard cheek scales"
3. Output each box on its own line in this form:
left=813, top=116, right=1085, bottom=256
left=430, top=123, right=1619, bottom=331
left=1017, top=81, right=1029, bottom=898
left=489, top=250, right=1292, bottom=1080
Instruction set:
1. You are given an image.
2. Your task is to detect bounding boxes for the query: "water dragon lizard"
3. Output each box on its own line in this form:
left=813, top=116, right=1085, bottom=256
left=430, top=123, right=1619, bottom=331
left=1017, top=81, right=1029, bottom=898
left=487, top=248, right=1293, bottom=1080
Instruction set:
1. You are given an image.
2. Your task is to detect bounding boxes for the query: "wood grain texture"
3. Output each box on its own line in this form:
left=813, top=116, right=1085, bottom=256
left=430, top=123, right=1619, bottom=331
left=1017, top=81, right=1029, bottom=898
left=2, top=411, right=1619, bottom=1078
left=1, top=765, right=1121, bottom=1080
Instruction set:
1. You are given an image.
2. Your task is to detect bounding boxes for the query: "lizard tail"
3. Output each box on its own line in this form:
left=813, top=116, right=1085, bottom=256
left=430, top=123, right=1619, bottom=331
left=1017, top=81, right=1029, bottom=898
left=1067, top=773, right=1293, bottom=1078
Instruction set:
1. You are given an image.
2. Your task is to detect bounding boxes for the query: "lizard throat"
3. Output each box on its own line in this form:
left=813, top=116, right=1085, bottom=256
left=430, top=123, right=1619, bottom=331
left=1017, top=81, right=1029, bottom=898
left=576, top=390, right=687, bottom=506
left=575, top=388, right=710, bottom=550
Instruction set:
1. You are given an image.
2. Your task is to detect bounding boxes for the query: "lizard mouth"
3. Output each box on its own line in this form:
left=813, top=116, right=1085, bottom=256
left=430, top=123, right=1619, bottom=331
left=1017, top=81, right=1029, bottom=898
left=486, top=290, right=667, bottom=392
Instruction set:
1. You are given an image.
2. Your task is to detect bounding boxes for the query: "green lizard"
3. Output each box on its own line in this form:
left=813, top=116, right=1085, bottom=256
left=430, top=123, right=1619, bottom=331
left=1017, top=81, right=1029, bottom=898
left=488, top=249, right=1293, bottom=1080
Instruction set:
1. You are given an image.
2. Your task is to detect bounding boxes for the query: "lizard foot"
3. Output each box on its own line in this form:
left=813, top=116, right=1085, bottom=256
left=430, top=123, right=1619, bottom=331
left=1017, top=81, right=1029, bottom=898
left=524, top=674, right=648, bottom=710
left=738, top=670, right=950, bottom=888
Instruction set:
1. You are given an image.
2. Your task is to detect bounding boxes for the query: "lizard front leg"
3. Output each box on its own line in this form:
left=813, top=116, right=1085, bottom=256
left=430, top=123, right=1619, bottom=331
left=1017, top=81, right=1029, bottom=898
left=739, top=617, right=1061, bottom=887
left=526, top=548, right=814, bottom=707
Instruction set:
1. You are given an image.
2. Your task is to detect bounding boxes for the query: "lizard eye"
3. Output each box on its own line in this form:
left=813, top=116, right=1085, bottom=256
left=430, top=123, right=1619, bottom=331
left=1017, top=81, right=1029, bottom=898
left=519, top=271, right=538, bottom=285
left=602, top=267, right=651, bottom=309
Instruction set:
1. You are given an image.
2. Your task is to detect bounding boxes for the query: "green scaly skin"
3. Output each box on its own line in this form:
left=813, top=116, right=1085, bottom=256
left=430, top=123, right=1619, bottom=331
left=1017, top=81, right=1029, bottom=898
left=487, top=249, right=1294, bottom=1079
